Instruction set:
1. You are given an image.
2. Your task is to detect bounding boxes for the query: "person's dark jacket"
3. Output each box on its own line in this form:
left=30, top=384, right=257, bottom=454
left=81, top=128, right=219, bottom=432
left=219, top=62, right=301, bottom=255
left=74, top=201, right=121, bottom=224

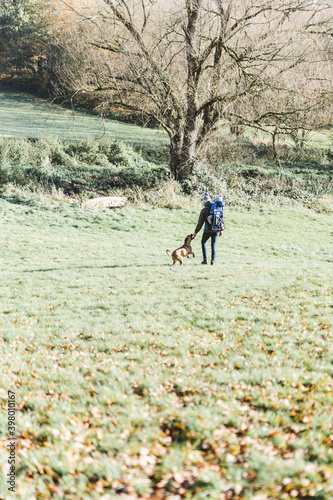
left=195, top=202, right=215, bottom=235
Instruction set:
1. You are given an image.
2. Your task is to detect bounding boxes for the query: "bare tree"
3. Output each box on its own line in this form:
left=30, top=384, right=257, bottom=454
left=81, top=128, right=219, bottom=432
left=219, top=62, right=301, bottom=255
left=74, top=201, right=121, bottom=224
left=228, top=9, right=333, bottom=158
left=62, top=0, right=333, bottom=179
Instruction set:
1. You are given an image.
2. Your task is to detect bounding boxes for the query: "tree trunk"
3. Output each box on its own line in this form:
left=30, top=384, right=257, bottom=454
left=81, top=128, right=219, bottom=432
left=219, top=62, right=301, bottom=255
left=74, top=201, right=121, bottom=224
left=169, top=144, right=195, bottom=181
left=168, top=0, right=201, bottom=182
left=169, top=122, right=199, bottom=181
left=169, top=142, right=182, bottom=179
left=272, top=127, right=278, bottom=162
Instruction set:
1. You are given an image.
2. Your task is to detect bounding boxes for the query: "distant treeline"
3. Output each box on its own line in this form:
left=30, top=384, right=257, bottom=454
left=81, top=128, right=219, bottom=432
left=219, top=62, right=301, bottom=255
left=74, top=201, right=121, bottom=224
left=0, top=0, right=156, bottom=127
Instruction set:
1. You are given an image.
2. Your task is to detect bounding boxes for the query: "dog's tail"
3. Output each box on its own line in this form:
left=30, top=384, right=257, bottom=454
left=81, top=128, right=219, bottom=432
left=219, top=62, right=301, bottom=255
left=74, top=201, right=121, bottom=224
left=166, top=249, right=171, bottom=257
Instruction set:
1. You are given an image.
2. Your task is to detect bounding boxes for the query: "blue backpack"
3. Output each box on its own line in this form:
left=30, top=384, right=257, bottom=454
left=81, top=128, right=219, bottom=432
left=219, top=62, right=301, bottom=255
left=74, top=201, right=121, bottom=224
left=205, top=201, right=225, bottom=232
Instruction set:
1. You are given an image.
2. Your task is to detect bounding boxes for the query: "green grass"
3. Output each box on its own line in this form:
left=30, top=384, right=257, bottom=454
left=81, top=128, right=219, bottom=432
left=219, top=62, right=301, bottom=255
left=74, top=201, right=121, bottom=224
left=0, top=89, right=168, bottom=144
left=2, top=88, right=331, bottom=152
left=0, top=190, right=332, bottom=499
left=240, top=126, right=333, bottom=151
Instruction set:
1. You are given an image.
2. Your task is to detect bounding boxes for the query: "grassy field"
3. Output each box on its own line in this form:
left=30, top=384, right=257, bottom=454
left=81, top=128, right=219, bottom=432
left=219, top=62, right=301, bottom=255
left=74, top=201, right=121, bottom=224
left=1, top=89, right=332, bottom=152
left=0, top=190, right=332, bottom=499
left=0, top=89, right=167, bottom=144
left=241, top=128, right=333, bottom=151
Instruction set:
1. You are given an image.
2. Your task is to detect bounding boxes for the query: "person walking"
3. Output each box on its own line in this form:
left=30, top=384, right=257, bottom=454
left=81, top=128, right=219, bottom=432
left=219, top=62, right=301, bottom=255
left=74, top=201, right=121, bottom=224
left=193, top=194, right=225, bottom=265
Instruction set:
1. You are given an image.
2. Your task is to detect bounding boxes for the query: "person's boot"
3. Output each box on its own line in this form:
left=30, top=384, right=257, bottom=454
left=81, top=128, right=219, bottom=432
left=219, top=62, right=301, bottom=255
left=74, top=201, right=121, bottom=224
left=211, top=260, right=215, bottom=265
left=201, top=259, right=208, bottom=265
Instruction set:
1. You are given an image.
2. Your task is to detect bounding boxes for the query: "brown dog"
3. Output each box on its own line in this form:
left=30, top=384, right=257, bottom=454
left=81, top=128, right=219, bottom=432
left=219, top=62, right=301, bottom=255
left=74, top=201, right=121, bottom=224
left=166, top=234, right=195, bottom=265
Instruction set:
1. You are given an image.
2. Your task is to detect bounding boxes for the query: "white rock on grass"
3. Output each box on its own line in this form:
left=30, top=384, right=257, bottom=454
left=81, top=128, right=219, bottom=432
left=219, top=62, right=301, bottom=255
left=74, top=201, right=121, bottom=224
left=83, top=197, right=128, bottom=209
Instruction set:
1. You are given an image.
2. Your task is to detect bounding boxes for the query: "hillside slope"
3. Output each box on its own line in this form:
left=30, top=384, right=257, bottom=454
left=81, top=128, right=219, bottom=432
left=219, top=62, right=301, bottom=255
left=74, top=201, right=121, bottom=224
left=0, top=89, right=167, bottom=144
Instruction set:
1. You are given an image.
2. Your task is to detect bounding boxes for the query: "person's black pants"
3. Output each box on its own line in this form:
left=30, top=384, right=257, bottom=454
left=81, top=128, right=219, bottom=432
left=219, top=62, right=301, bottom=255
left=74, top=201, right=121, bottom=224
left=201, top=232, right=218, bottom=262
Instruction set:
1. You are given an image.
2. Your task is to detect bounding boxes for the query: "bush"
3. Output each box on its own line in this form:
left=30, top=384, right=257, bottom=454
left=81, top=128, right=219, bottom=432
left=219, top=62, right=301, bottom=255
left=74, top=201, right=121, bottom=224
left=132, top=143, right=170, bottom=165
left=181, top=160, right=227, bottom=196
left=0, top=135, right=331, bottom=209
left=0, top=138, right=169, bottom=196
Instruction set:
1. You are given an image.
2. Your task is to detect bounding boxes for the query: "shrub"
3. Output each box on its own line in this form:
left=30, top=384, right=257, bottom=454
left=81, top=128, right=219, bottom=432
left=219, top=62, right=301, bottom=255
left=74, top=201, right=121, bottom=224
left=0, top=135, right=331, bottom=209
left=132, top=143, right=170, bottom=165
left=0, top=138, right=169, bottom=195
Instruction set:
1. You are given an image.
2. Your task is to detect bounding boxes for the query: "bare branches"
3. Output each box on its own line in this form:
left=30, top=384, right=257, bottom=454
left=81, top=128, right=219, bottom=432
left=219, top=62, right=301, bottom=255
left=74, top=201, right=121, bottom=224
left=56, top=0, right=332, bottom=178
left=101, top=0, right=184, bottom=124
